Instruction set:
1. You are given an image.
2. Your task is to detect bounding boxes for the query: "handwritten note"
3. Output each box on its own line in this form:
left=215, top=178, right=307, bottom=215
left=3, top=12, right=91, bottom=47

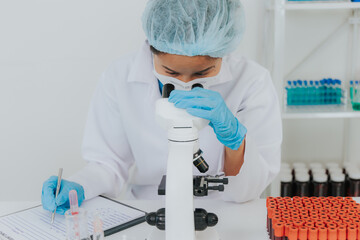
left=0, top=197, right=145, bottom=240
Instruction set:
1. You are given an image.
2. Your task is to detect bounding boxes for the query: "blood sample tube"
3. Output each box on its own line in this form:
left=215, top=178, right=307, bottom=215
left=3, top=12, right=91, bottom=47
left=348, top=226, right=357, bottom=240
left=281, top=172, right=293, bottom=197
left=315, top=221, right=325, bottom=228
left=272, top=216, right=281, bottom=239
left=338, top=226, right=346, bottom=240
left=328, top=226, right=337, bottom=240
left=92, top=212, right=104, bottom=240
left=274, top=223, right=284, bottom=240
left=267, top=197, right=275, bottom=206
left=305, top=222, right=314, bottom=229
left=267, top=206, right=275, bottom=234
left=298, top=226, right=307, bottom=240
left=295, top=173, right=310, bottom=197
left=318, top=226, right=327, bottom=240
left=69, top=190, right=79, bottom=215
left=348, top=170, right=360, bottom=197
left=284, top=223, right=292, bottom=239
left=330, top=173, right=345, bottom=197
left=308, top=227, right=318, bottom=240
left=313, top=173, right=328, bottom=197
left=288, top=226, right=298, bottom=240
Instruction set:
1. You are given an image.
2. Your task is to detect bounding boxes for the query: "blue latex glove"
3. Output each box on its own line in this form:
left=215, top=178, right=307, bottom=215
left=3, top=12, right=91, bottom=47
left=41, top=176, right=85, bottom=215
left=169, top=87, right=247, bottom=150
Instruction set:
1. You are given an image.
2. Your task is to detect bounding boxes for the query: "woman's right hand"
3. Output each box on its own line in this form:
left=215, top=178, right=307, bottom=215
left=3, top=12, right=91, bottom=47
left=41, top=176, right=85, bottom=215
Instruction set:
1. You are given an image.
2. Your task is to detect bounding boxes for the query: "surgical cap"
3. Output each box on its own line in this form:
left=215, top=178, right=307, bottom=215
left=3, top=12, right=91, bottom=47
left=142, top=0, right=245, bottom=58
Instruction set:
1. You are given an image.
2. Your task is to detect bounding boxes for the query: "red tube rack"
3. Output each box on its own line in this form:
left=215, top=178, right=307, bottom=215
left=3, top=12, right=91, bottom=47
left=267, top=196, right=360, bottom=240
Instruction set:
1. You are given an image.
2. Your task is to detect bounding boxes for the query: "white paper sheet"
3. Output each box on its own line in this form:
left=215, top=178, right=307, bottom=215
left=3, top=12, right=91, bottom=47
left=0, top=197, right=145, bottom=240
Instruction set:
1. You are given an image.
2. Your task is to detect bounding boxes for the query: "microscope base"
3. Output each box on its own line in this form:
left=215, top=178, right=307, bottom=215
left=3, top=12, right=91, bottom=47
left=146, top=228, right=220, bottom=240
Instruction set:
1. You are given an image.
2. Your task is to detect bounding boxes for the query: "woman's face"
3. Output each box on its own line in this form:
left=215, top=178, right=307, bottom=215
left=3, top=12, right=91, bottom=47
left=153, top=53, right=222, bottom=83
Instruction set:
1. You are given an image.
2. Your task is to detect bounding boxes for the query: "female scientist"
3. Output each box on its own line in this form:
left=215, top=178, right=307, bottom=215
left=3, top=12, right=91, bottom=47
left=42, top=0, right=282, bottom=214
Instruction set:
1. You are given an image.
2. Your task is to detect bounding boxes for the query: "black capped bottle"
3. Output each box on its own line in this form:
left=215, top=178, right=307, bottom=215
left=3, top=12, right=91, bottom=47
left=280, top=172, right=293, bottom=197
left=295, top=173, right=310, bottom=197
left=348, top=170, right=360, bottom=197
left=312, top=173, right=328, bottom=197
left=330, top=173, right=345, bottom=197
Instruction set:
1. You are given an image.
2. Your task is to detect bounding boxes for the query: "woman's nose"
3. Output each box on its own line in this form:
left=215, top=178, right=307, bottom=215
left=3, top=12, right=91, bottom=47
left=177, top=75, right=196, bottom=83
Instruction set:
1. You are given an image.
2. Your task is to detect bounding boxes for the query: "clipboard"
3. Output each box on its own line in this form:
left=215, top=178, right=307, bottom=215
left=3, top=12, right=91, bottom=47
left=99, top=196, right=147, bottom=237
left=0, top=196, right=147, bottom=240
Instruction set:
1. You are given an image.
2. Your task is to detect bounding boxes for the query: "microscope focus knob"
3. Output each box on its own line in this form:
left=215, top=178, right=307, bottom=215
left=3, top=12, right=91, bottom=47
left=146, top=208, right=218, bottom=231
left=146, top=208, right=166, bottom=230
left=206, top=213, right=218, bottom=227
left=194, top=208, right=218, bottom=231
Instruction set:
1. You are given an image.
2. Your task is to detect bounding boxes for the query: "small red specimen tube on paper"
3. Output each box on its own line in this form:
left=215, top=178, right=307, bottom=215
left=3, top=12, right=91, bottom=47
left=69, top=190, right=79, bottom=215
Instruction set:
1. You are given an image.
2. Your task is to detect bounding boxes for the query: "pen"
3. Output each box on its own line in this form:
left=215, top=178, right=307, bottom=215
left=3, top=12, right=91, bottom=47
left=51, top=168, right=63, bottom=224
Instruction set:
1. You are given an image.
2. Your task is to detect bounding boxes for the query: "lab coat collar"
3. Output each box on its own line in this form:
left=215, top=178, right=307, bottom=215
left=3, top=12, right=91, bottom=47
left=127, top=40, right=234, bottom=86
left=127, top=40, right=155, bottom=84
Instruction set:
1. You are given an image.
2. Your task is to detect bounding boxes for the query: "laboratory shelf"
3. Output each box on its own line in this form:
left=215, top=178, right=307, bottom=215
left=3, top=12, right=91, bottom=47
left=282, top=105, right=360, bottom=119
left=285, top=2, right=360, bottom=10
left=266, top=0, right=360, bottom=196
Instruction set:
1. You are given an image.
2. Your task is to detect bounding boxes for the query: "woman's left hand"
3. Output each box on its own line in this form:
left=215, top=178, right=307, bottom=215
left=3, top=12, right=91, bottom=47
left=169, top=87, right=247, bottom=150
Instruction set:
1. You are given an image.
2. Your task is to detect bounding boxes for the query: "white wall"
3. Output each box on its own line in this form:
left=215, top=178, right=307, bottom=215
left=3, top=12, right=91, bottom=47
left=0, top=0, right=148, bottom=201
left=1, top=1, right=359, bottom=201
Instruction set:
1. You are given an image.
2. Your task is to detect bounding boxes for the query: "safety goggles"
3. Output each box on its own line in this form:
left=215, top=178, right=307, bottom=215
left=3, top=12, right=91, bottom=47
left=153, top=70, right=219, bottom=91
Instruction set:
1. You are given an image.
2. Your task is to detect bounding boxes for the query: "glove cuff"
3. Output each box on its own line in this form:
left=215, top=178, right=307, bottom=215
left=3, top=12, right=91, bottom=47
left=217, top=118, right=247, bottom=150
left=78, top=185, right=86, bottom=204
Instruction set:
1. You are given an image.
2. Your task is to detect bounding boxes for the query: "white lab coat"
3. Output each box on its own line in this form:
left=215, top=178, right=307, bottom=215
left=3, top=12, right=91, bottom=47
left=69, top=41, right=282, bottom=203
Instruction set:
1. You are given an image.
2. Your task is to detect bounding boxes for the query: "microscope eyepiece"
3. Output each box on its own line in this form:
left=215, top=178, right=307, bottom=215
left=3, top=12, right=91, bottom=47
left=162, top=83, right=175, bottom=98
left=191, top=83, right=203, bottom=89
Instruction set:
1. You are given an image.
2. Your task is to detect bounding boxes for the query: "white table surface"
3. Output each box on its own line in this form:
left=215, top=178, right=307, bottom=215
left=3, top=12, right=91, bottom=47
left=0, top=198, right=269, bottom=240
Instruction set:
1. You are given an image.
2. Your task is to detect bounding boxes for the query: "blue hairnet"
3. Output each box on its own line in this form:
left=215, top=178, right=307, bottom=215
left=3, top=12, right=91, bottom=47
left=142, top=0, right=245, bottom=58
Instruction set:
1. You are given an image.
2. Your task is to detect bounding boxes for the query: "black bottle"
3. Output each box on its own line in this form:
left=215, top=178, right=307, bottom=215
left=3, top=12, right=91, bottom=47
left=329, top=173, right=345, bottom=197
left=312, top=173, right=328, bottom=197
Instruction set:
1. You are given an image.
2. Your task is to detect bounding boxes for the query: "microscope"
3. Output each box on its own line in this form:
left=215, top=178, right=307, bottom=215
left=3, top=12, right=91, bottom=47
left=146, top=84, right=229, bottom=240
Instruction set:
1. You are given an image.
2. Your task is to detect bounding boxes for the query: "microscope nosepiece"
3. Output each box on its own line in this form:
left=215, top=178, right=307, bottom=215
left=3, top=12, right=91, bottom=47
left=193, top=149, right=209, bottom=173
